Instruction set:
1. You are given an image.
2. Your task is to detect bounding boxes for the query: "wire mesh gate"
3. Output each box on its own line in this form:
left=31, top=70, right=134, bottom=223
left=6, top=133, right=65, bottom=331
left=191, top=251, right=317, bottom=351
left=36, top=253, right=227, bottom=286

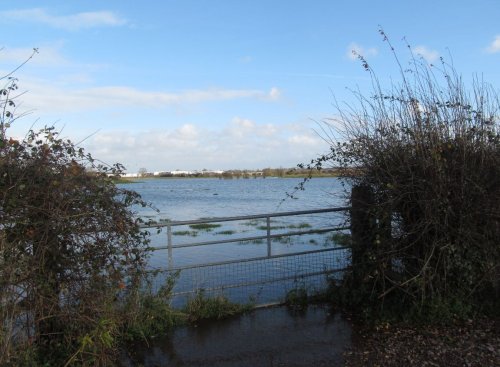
left=144, top=207, right=351, bottom=306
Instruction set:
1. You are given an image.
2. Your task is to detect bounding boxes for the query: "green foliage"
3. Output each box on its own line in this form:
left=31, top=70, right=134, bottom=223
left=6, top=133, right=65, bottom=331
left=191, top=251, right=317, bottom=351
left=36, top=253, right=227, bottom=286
left=64, top=318, right=118, bottom=367
left=311, top=30, right=500, bottom=321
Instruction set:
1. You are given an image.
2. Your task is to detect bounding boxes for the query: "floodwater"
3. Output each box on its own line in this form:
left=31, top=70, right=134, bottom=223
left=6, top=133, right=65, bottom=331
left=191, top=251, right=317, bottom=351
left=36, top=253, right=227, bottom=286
left=121, top=304, right=352, bottom=367
left=122, top=177, right=347, bottom=221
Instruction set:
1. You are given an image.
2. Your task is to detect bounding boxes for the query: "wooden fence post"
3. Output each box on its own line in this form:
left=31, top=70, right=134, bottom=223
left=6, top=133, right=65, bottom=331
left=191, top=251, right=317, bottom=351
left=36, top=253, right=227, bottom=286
left=350, top=185, right=376, bottom=280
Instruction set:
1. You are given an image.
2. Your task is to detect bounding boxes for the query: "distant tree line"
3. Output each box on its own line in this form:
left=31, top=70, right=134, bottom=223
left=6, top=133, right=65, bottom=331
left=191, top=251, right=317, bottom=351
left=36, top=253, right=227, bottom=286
left=132, top=167, right=343, bottom=179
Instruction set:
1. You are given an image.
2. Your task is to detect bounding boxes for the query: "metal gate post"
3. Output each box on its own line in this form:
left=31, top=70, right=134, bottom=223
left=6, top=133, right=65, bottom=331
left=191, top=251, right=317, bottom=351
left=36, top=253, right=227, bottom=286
left=167, top=223, right=173, bottom=269
left=266, top=216, right=271, bottom=257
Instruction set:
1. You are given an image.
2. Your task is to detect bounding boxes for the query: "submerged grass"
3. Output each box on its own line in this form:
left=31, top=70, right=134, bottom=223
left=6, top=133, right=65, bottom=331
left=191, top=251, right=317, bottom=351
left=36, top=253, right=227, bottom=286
left=256, top=225, right=287, bottom=231
left=173, top=230, right=199, bottom=237
left=215, top=230, right=236, bottom=235
left=189, top=223, right=222, bottom=231
left=287, top=223, right=312, bottom=229
left=254, top=222, right=311, bottom=231
left=239, top=239, right=265, bottom=245
left=328, top=232, right=352, bottom=247
left=273, top=236, right=292, bottom=244
left=241, top=219, right=266, bottom=227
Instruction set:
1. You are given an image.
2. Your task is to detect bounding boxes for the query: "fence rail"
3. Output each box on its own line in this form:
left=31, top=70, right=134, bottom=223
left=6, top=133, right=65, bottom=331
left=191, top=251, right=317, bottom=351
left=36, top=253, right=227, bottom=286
left=144, top=206, right=350, bottom=269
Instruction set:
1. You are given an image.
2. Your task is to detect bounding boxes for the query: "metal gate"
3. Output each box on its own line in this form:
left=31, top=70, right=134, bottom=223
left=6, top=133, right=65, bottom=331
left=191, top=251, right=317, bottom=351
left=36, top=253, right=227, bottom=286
left=144, top=207, right=351, bottom=306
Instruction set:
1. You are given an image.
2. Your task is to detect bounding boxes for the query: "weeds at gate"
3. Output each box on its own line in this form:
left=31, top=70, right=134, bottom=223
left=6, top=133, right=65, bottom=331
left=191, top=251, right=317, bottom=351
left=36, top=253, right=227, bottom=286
left=183, top=290, right=251, bottom=322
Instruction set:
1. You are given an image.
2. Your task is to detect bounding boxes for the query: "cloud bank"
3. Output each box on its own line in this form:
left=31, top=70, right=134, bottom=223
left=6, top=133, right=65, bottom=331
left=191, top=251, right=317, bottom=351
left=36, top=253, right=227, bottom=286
left=20, top=81, right=282, bottom=112
left=84, top=118, right=327, bottom=172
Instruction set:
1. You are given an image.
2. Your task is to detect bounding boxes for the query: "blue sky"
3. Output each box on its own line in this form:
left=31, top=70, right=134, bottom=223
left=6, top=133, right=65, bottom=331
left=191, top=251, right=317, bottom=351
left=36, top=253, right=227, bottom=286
left=1, top=0, right=499, bottom=172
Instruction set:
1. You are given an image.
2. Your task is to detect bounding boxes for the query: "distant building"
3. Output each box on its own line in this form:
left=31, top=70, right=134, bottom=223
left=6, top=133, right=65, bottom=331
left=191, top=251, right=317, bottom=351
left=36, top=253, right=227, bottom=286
left=170, top=170, right=194, bottom=176
left=121, top=172, right=139, bottom=178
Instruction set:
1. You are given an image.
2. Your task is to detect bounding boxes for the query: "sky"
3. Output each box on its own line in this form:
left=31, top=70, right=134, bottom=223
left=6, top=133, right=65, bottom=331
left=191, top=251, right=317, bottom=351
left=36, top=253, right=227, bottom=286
left=1, top=0, right=499, bottom=172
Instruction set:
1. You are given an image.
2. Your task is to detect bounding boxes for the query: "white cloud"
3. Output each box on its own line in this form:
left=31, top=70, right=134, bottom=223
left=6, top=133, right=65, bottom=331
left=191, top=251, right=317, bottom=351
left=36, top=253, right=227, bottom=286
left=259, top=124, right=278, bottom=137
left=486, top=35, right=500, bottom=53
left=0, top=8, right=127, bottom=30
left=227, top=117, right=257, bottom=139
left=268, top=87, right=281, bottom=100
left=226, top=117, right=282, bottom=140
left=347, top=43, right=378, bottom=61
left=288, top=134, right=318, bottom=145
left=176, top=124, right=199, bottom=140
left=19, top=81, right=282, bottom=113
left=412, top=45, right=439, bottom=63
left=232, top=117, right=255, bottom=129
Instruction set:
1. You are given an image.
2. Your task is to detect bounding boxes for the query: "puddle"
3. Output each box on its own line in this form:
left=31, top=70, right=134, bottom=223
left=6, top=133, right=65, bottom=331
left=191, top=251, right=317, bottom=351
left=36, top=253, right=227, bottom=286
left=122, top=304, right=352, bottom=367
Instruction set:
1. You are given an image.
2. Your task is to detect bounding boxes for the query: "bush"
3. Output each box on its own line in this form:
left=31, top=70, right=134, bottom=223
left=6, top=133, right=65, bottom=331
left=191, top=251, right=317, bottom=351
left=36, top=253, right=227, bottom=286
left=315, top=31, right=499, bottom=319
left=0, top=76, right=153, bottom=365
